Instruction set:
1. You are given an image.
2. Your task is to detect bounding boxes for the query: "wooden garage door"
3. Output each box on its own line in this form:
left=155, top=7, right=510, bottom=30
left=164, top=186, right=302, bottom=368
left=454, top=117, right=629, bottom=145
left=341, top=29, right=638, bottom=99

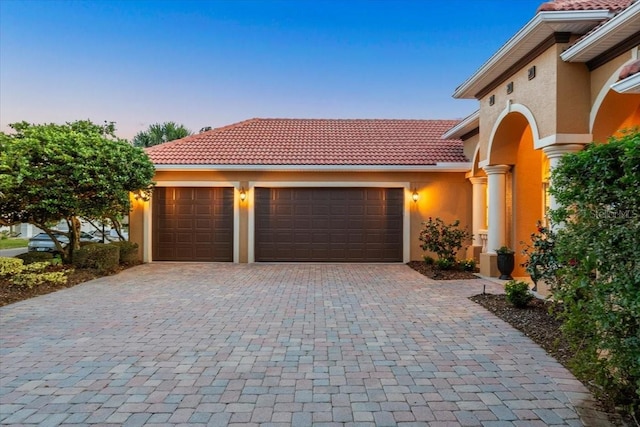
left=152, top=187, right=233, bottom=262
left=255, top=187, right=403, bottom=262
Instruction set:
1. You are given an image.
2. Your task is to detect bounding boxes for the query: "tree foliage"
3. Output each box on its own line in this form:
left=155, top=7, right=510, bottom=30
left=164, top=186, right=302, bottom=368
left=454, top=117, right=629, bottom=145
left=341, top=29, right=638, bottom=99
left=132, top=121, right=191, bottom=147
left=549, top=130, right=640, bottom=416
left=0, top=120, right=155, bottom=262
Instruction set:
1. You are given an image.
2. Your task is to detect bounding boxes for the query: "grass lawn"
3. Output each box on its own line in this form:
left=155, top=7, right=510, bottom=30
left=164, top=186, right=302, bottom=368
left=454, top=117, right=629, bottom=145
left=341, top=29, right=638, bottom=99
left=0, top=238, right=29, bottom=250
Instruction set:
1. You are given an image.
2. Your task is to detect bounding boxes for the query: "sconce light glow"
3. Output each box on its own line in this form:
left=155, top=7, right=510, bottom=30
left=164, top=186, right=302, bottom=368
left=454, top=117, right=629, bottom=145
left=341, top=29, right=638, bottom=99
left=134, top=189, right=151, bottom=202
left=412, top=190, right=419, bottom=203
left=239, top=188, right=247, bottom=202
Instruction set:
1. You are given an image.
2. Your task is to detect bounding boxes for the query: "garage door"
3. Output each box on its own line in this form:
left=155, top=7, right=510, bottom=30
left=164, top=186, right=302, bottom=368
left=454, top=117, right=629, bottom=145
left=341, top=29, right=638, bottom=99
left=255, top=187, right=403, bottom=262
left=152, top=187, right=233, bottom=261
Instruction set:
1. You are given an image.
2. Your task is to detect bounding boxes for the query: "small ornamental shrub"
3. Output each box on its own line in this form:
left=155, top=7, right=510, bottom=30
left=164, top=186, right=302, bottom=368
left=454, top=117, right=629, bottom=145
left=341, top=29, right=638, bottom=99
left=15, top=251, right=54, bottom=264
left=419, top=217, right=472, bottom=269
left=435, top=258, right=455, bottom=271
left=504, top=280, right=533, bottom=308
left=520, top=220, right=559, bottom=289
left=109, top=241, right=139, bottom=265
left=0, top=257, right=70, bottom=288
left=73, top=244, right=120, bottom=274
left=458, top=258, right=477, bottom=272
left=0, top=257, right=24, bottom=276
left=495, top=246, right=514, bottom=254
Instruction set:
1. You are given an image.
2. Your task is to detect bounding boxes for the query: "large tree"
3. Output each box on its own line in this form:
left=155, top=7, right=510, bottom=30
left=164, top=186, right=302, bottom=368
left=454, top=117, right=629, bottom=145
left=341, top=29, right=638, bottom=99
left=0, top=120, right=155, bottom=262
left=132, top=121, right=191, bottom=147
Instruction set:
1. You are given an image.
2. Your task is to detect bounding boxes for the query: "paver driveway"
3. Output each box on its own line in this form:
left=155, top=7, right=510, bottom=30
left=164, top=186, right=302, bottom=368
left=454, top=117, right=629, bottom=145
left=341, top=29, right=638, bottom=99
left=1, top=263, right=607, bottom=426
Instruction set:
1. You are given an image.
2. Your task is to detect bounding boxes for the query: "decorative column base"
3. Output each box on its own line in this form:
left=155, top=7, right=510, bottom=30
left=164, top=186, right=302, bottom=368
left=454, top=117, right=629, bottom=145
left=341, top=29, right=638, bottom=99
left=480, top=252, right=499, bottom=277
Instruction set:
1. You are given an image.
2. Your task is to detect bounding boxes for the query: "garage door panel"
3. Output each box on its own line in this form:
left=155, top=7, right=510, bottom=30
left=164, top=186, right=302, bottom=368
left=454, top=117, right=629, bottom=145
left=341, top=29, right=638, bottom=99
left=152, top=187, right=233, bottom=262
left=255, top=187, right=402, bottom=262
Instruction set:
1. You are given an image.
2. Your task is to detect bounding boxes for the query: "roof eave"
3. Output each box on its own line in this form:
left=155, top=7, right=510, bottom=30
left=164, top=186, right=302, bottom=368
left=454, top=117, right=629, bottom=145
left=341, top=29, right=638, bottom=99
left=611, top=72, right=640, bottom=93
left=453, top=10, right=614, bottom=99
left=153, top=163, right=472, bottom=173
left=441, top=110, right=480, bottom=139
left=560, top=2, right=640, bottom=62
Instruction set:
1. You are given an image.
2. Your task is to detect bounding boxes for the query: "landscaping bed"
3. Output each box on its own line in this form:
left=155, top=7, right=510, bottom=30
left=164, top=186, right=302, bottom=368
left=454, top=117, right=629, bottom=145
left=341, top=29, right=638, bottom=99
left=406, top=260, right=478, bottom=280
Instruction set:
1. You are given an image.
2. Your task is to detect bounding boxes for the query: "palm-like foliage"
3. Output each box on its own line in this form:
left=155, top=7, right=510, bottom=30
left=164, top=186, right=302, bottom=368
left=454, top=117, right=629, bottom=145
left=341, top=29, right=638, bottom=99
left=132, top=122, right=191, bottom=147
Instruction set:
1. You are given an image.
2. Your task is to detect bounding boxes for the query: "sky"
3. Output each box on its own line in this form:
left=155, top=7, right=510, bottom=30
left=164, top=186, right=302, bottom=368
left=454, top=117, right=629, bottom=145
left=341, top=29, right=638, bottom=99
left=1, top=0, right=544, bottom=141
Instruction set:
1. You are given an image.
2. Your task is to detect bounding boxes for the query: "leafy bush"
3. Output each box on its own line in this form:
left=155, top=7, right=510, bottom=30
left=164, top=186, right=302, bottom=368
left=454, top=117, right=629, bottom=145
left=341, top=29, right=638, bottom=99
left=423, top=255, right=435, bottom=265
left=0, top=257, right=69, bottom=288
left=0, top=257, right=24, bottom=275
left=435, top=258, right=455, bottom=271
left=495, top=246, right=514, bottom=254
left=109, top=241, right=139, bottom=265
left=520, top=220, right=559, bottom=289
left=15, top=251, right=53, bottom=264
left=504, top=280, right=533, bottom=308
left=72, top=244, right=120, bottom=274
left=549, top=131, right=640, bottom=416
left=419, top=217, right=472, bottom=268
left=458, top=258, right=476, bottom=272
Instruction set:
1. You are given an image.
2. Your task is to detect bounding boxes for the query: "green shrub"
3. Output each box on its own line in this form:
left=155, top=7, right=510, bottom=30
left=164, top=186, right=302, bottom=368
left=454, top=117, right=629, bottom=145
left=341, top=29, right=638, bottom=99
left=15, top=251, right=54, bottom=264
left=423, top=255, right=435, bottom=265
left=419, top=217, right=472, bottom=268
left=504, top=280, right=533, bottom=308
left=435, top=258, right=455, bottom=271
left=0, top=258, right=70, bottom=288
left=73, top=244, right=120, bottom=274
left=549, top=131, right=640, bottom=415
left=458, top=258, right=476, bottom=272
left=0, top=257, right=24, bottom=275
left=109, top=241, right=139, bottom=265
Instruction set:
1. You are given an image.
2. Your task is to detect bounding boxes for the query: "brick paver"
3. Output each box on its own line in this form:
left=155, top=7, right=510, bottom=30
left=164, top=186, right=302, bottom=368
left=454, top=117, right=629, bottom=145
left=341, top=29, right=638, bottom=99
left=0, top=263, right=612, bottom=426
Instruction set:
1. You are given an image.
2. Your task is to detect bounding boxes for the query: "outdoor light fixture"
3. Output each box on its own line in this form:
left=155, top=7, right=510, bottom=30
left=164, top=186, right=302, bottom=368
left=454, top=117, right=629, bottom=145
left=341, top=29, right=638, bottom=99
left=134, top=189, right=151, bottom=202
left=412, top=189, right=419, bottom=203
left=239, top=188, right=247, bottom=202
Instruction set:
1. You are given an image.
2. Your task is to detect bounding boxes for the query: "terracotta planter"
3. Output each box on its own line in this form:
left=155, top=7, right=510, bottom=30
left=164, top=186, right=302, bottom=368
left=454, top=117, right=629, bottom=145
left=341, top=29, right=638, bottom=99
left=497, top=253, right=514, bottom=280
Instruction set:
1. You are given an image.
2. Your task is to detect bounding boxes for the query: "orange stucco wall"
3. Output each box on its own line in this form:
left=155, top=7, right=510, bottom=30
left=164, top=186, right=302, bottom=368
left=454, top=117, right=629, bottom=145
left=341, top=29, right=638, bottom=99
left=130, top=170, right=473, bottom=263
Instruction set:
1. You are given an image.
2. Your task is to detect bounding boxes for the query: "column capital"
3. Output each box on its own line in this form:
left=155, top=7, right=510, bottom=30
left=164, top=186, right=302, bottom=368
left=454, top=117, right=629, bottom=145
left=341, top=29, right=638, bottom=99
left=468, top=176, right=487, bottom=185
left=542, top=144, right=584, bottom=159
left=482, top=164, right=511, bottom=175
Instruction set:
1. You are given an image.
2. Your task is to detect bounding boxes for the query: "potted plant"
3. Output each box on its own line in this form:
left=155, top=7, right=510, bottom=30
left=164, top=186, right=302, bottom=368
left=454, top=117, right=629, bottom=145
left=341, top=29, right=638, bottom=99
left=495, top=246, right=515, bottom=280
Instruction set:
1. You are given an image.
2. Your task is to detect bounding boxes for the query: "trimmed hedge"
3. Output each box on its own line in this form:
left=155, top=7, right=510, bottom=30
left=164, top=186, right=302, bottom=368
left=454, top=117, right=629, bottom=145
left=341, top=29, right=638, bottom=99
left=109, top=241, right=139, bottom=265
left=72, top=244, right=120, bottom=274
left=15, top=251, right=54, bottom=264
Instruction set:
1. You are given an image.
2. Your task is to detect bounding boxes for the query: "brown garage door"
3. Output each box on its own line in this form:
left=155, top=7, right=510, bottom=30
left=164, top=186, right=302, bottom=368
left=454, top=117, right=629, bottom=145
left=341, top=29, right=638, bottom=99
left=255, top=187, right=403, bottom=262
left=152, top=187, right=233, bottom=262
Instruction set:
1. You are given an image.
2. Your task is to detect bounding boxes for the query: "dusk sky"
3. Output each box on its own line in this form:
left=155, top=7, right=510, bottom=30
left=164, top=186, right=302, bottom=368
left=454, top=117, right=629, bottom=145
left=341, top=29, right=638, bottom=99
left=1, top=0, right=543, bottom=141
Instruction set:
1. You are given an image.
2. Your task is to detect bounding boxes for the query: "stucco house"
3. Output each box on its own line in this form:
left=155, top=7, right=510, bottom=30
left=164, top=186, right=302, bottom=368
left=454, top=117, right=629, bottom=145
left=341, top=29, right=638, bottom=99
left=130, top=119, right=472, bottom=263
left=444, top=0, right=639, bottom=284
left=130, top=0, right=639, bottom=274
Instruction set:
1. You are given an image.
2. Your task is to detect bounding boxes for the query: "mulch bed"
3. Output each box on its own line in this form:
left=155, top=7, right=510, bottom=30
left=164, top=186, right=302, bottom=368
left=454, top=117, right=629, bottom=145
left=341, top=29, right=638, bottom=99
left=0, top=264, right=133, bottom=308
left=406, top=260, right=479, bottom=280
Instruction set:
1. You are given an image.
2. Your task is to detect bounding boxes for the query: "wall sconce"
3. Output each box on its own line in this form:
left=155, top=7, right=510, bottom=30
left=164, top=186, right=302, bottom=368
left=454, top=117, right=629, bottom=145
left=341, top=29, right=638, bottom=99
left=239, top=188, right=247, bottom=202
left=411, top=189, right=419, bottom=203
left=133, top=189, right=151, bottom=202
left=506, top=82, right=514, bottom=94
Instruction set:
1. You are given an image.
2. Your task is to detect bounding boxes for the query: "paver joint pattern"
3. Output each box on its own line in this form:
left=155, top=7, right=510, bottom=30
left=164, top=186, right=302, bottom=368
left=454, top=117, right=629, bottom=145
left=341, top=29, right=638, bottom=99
left=0, top=263, right=608, bottom=426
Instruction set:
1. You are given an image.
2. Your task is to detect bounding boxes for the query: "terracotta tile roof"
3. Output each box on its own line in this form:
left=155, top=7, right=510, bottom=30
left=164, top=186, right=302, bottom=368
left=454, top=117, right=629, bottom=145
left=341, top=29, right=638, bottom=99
left=145, top=118, right=467, bottom=166
left=536, top=0, right=632, bottom=12
left=618, top=59, right=640, bottom=80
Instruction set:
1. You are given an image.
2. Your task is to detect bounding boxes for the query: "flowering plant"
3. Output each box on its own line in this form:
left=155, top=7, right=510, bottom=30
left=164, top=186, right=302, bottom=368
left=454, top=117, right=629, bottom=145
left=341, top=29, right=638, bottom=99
left=418, top=217, right=472, bottom=267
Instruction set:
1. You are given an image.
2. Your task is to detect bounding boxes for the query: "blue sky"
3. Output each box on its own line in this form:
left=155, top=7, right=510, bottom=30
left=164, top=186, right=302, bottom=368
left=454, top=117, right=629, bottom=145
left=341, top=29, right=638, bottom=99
left=1, top=0, right=543, bottom=140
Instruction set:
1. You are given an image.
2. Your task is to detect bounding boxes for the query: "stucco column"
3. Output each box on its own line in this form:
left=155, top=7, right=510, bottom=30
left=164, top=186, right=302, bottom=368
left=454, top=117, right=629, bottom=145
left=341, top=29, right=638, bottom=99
left=483, top=165, right=511, bottom=254
left=469, top=176, right=487, bottom=252
left=543, top=144, right=584, bottom=213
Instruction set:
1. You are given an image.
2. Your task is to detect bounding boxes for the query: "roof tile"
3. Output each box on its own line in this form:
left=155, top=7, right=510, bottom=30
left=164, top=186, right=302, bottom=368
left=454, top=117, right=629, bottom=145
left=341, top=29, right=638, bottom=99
left=145, top=118, right=467, bottom=166
left=537, top=0, right=632, bottom=12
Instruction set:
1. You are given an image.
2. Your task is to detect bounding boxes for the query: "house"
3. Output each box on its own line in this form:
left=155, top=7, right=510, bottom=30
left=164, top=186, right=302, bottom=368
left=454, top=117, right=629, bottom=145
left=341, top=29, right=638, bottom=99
left=129, top=0, right=639, bottom=275
left=444, top=0, right=639, bottom=287
left=129, top=119, right=472, bottom=263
